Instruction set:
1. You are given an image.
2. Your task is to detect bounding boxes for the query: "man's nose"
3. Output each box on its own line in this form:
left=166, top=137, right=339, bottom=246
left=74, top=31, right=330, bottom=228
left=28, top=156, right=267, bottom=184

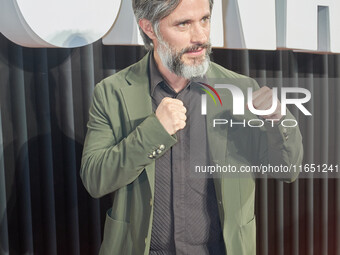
left=190, top=23, right=208, bottom=44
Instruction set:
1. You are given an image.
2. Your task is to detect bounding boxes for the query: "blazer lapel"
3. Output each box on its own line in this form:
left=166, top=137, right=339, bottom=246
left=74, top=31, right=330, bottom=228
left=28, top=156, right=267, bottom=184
left=120, top=53, right=152, bottom=128
left=205, top=67, right=231, bottom=167
left=205, top=91, right=229, bottom=165
left=204, top=85, right=230, bottom=220
left=119, top=52, right=156, bottom=196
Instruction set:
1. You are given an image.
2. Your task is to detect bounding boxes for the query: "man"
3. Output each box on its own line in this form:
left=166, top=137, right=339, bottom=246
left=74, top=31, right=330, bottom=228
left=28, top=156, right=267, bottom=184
left=80, top=0, right=303, bottom=254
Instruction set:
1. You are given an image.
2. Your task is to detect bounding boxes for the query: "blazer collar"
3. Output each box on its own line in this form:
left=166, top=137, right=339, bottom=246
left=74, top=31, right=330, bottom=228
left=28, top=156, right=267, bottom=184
left=125, top=52, right=151, bottom=90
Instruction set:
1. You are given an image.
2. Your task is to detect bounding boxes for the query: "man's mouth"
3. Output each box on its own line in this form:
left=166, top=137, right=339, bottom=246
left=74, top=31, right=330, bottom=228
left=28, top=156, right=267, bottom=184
left=176, top=42, right=211, bottom=61
left=186, top=47, right=205, bottom=55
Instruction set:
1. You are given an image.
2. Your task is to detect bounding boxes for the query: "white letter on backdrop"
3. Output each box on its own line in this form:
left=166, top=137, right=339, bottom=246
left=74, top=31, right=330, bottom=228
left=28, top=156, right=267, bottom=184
left=223, top=0, right=276, bottom=50
left=0, top=0, right=121, bottom=48
left=277, top=0, right=340, bottom=53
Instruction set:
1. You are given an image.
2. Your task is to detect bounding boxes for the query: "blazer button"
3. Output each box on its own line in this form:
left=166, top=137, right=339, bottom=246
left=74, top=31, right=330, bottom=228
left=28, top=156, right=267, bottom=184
left=156, top=149, right=162, bottom=155
left=152, top=151, right=157, bottom=157
left=159, top=144, right=165, bottom=150
left=148, top=154, right=154, bottom=159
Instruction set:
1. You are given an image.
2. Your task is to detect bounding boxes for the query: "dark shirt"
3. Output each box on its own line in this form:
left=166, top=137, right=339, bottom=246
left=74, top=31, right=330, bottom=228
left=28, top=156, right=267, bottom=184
left=148, top=54, right=225, bottom=255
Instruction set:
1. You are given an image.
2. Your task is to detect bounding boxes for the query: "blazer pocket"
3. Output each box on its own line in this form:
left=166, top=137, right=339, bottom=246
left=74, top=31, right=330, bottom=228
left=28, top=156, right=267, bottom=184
left=240, top=216, right=256, bottom=255
left=99, top=210, right=132, bottom=255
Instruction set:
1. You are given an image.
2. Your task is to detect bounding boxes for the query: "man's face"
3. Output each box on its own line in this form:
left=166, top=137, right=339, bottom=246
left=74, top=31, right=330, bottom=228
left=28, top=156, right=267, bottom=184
left=154, top=0, right=212, bottom=79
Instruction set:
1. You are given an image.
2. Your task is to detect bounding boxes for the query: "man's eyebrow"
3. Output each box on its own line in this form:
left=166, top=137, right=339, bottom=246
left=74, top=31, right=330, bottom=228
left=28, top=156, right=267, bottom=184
left=202, top=13, right=211, bottom=19
left=173, top=13, right=211, bottom=25
left=174, top=18, right=191, bottom=25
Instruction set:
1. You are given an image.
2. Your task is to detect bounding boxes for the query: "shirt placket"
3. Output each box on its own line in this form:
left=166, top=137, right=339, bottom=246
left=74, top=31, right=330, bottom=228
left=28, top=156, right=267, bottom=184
left=172, top=90, right=189, bottom=255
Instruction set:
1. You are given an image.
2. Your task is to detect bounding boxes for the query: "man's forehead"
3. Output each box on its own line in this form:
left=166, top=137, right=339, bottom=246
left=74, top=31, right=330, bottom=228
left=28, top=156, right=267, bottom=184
left=164, top=0, right=210, bottom=21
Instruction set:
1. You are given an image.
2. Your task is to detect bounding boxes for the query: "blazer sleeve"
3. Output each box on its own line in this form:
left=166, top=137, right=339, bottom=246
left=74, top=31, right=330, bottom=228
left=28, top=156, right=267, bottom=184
left=80, top=84, right=177, bottom=198
left=250, top=79, right=303, bottom=182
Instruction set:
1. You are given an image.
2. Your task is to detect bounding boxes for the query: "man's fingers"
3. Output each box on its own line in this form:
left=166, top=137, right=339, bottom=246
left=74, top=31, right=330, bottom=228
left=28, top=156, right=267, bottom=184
left=161, top=97, right=184, bottom=106
left=252, top=86, right=272, bottom=102
left=254, top=97, right=274, bottom=110
left=252, top=86, right=279, bottom=110
left=178, top=112, right=187, bottom=121
left=176, top=120, right=186, bottom=130
left=162, top=98, right=186, bottom=112
left=178, top=106, right=187, bottom=113
left=156, top=97, right=187, bottom=135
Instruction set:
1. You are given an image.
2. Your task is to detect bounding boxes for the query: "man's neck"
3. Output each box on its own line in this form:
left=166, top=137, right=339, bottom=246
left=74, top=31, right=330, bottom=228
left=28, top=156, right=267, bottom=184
left=153, top=50, right=188, bottom=93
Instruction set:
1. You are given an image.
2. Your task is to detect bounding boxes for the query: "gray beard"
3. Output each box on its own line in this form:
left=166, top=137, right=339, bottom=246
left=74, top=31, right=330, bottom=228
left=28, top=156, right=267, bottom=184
left=156, top=38, right=211, bottom=80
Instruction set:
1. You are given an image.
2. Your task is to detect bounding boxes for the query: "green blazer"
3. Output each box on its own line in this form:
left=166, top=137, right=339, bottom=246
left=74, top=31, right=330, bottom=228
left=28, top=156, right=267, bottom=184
left=80, top=53, right=303, bottom=255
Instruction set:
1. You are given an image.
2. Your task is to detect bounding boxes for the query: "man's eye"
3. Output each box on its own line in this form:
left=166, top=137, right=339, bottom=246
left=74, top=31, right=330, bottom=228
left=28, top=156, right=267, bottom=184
left=201, top=17, right=210, bottom=23
left=178, top=22, right=188, bottom=27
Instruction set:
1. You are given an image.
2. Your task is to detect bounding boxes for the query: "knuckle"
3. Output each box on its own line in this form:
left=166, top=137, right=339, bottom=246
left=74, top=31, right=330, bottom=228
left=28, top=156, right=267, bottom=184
left=175, top=99, right=183, bottom=105
left=168, top=104, right=176, bottom=111
left=171, top=112, right=177, bottom=119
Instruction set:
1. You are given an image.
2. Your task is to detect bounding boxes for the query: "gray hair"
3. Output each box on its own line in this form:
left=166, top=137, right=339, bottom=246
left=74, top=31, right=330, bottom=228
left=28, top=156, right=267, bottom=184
left=132, top=0, right=214, bottom=51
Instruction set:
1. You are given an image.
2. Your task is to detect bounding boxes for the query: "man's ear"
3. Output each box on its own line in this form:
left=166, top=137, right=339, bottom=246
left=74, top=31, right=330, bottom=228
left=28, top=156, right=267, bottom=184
left=139, top=19, right=157, bottom=40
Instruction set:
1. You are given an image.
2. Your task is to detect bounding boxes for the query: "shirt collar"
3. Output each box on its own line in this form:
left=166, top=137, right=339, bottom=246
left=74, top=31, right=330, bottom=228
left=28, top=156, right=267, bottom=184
left=149, top=51, right=165, bottom=96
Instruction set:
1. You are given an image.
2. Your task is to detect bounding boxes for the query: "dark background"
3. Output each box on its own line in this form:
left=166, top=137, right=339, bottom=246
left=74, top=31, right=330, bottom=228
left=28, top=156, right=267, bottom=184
left=0, top=33, right=339, bottom=255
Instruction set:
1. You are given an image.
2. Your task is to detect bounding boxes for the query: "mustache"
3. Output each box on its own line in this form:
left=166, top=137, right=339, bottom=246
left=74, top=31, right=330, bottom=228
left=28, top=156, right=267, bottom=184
left=180, top=42, right=212, bottom=55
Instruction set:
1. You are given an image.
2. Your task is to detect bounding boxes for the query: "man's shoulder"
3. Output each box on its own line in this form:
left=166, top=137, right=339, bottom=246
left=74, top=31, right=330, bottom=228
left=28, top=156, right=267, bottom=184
left=98, top=66, right=130, bottom=89
left=208, top=62, right=258, bottom=90
left=96, top=53, right=149, bottom=92
left=209, top=62, right=251, bottom=80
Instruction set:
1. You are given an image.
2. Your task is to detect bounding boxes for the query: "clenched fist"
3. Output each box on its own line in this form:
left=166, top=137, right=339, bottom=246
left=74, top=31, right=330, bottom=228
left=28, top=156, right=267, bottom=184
left=251, top=86, right=283, bottom=121
left=155, top=97, right=187, bottom=135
